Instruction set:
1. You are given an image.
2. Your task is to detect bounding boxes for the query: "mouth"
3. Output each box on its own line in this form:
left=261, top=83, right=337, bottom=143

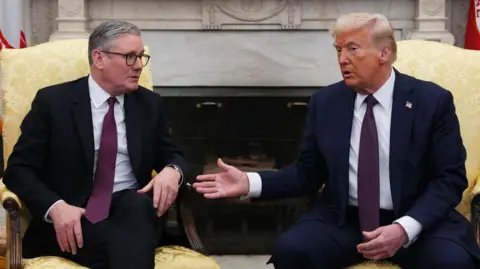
left=342, top=70, right=353, bottom=78
left=130, top=75, right=140, bottom=80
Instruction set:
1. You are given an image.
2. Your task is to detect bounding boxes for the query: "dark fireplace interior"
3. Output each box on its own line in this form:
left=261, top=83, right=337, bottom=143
left=162, top=95, right=312, bottom=255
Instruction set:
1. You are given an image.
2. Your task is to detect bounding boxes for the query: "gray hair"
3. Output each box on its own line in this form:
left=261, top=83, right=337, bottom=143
left=88, top=20, right=141, bottom=65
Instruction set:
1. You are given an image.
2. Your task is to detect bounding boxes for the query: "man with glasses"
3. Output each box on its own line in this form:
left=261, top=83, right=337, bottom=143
left=3, top=20, right=188, bottom=269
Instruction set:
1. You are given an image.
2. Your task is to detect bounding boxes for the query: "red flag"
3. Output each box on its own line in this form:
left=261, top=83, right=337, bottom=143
left=0, top=0, right=28, bottom=50
left=465, top=0, right=480, bottom=50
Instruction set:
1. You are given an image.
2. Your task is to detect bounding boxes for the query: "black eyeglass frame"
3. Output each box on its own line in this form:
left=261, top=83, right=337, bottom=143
left=100, top=50, right=151, bottom=67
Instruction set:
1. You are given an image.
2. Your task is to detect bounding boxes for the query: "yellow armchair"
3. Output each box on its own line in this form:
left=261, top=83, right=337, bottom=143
left=344, top=40, right=480, bottom=269
left=392, top=39, right=480, bottom=242
left=0, top=39, right=219, bottom=269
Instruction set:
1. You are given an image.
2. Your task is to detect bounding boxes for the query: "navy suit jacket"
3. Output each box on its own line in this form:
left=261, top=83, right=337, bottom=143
left=258, top=69, right=480, bottom=260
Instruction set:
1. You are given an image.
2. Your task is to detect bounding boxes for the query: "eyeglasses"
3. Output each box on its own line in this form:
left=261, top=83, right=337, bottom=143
left=100, top=50, right=151, bottom=67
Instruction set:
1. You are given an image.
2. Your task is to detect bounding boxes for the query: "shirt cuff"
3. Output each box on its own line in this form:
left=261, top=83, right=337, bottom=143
left=240, top=172, right=262, bottom=199
left=44, top=200, right=64, bottom=223
left=394, top=216, right=423, bottom=248
left=166, top=164, right=183, bottom=186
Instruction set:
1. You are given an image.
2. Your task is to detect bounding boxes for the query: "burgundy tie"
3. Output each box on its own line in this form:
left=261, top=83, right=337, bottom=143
left=357, top=95, right=380, bottom=235
left=85, top=97, right=117, bottom=224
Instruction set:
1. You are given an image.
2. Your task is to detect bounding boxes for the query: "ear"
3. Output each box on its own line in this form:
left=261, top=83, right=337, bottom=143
left=379, top=45, right=391, bottom=64
left=92, top=49, right=105, bottom=70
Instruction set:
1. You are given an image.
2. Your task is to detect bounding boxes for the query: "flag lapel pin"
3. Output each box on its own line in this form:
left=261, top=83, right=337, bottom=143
left=405, top=101, right=412, bottom=109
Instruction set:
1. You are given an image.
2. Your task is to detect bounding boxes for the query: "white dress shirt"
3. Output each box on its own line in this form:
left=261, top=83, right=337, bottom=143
left=246, top=69, right=422, bottom=247
left=44, top=75, right=138, bottom=221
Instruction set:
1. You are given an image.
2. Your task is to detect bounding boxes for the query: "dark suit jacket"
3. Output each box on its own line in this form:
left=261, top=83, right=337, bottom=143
left=257, top=69, right=480, bottom=261
left=3, top=76, right=187, bottom=251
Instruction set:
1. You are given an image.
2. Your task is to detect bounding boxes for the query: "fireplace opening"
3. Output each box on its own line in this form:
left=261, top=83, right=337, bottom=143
left=163, top=95, right=312, bottom=254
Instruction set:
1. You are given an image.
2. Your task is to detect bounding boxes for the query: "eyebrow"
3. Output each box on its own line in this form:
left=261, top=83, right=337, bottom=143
left=123, top=49, right=146, bottom=54
left=333, top=41, right=361, bottom=48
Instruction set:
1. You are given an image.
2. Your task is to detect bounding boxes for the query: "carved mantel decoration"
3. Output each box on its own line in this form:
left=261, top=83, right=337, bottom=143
left=49, top=0, right=89, bottom=41
left=202, top=0, right=301, bottom=29
left=48, top=0, right=454, bottom=44
left=41, top=0, right=456, bottom=88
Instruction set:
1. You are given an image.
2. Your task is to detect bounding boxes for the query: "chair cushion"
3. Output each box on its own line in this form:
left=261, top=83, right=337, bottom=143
left=21, top=246, right=220, bottom=269
left=154, top=246, right=220, bottom=269
left=23, top=256, right=88, bottom=269
left=346, top=260, right=400, bottom=268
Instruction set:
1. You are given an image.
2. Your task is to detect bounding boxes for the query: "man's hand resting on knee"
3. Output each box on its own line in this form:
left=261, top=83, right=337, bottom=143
left=138, top=166, right=181, bottom=217
left=357, top=224, right=408, bottom=260
left=48, top=201, right=86, bottom=255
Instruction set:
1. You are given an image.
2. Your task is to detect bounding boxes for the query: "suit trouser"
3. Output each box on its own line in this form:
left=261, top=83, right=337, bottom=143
left=269, top=206, right=476, bottom=269
left=24, top=189, right=162, bottom=269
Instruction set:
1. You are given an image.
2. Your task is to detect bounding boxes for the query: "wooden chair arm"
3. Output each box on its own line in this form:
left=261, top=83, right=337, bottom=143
left=471, top=175, right=480, bottom=246
left=177, top=184, right=207, bottom=255
left=0, top=183, right=22, bottom=210
left=0, top=182, right=23, bottom=269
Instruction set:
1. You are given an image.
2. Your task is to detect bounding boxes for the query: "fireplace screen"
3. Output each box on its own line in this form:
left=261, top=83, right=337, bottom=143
left=163, top=95, right=311, bottom=254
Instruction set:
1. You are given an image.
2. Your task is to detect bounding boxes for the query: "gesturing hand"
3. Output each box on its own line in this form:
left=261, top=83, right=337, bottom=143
left=357, top=224, right=408, bottom=260
left=193, top=158, right=250, bottom=199
left=138, top=166, right=181, bottom=217
left=49, top=201, right=85, bottom=255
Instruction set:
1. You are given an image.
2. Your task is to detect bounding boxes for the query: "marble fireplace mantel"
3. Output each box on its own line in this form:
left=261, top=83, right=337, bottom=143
left=47, top=0, right=455, bottom=90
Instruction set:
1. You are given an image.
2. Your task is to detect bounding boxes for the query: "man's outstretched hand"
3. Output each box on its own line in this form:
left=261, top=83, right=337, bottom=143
left=193, top=158, right=250, bottom=199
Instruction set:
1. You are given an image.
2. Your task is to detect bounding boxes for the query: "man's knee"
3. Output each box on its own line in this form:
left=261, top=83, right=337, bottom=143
left=430, top=250, right=474, bottom=269
left=270, top=232, right=309, bottom=266
left=115, top=191, right=156, bottom=222
left=271, top=233, right=304, bottom=259
left=128, top=192, right=153, bottom=210
left=270, top=229, right=339, bottom=268
left=417, top=240, right=475, bottom=269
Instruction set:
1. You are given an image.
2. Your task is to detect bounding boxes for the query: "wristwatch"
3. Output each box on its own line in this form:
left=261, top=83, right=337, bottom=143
left=166, top=164, right=183, bottom=186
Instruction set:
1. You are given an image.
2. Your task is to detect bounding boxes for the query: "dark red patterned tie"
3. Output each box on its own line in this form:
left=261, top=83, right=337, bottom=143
left=85, top=97, right=117, bottom=224
left=357, top=95, right=380, bottom=236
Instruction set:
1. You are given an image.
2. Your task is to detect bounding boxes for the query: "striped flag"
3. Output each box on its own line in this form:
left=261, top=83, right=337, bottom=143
left=0, top=0, right=28, bottom=50
left=465, top=0, right=480, bottom=50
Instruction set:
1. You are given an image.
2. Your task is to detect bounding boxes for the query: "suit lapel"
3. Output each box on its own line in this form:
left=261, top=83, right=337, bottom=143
left=389, top=70, right=416, bottom=214
left=333, top=85, right=356, bottom=215
left=71, top=77, right=95, bottom=178
left=124, top=93, right=143, bottom=176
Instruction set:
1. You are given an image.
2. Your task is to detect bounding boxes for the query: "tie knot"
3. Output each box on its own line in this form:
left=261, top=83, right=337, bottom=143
left=107, top=97, right=116, bottom=106
left=365, top=95, right=378, bottom=108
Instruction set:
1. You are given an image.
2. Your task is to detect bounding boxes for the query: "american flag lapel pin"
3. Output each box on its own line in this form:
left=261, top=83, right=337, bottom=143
left=405, top=101, right=412, bottom=109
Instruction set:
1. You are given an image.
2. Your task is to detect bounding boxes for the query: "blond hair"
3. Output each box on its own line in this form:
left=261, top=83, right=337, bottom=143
left=331, top=13, right=397, bottom=62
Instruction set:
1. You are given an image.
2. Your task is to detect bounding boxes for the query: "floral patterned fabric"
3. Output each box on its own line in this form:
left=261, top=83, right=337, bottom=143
left=393, top=40, right=480, bottom=220
left=21, top=246, right=220, bottom=269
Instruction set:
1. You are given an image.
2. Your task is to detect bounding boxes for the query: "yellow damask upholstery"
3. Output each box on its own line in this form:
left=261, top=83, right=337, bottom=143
left=20, top=246, right=220, bottom=269
left=0, top=39, right=219, bottom=269
left=347, top=261, right=399, bottom=269
left=393, top=40, right=480, bottom=220
left=154, top=246, right=220, bottom=269
left=345, top=40, right=480, bottom=269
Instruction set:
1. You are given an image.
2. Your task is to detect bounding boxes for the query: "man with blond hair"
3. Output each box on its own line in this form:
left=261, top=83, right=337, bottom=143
left=193, top=13, right=480, bottom=268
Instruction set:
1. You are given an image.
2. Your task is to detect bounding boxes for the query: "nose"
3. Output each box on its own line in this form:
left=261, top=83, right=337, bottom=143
left=133, top=56, right=143, bottom=70
left=338, top=50, right=350, bottom=65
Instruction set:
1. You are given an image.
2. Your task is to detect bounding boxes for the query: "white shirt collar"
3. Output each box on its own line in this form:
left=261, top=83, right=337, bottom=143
left=88, top=75, right=124, bottom=108
left=355, top=68, right=395, bottom=110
